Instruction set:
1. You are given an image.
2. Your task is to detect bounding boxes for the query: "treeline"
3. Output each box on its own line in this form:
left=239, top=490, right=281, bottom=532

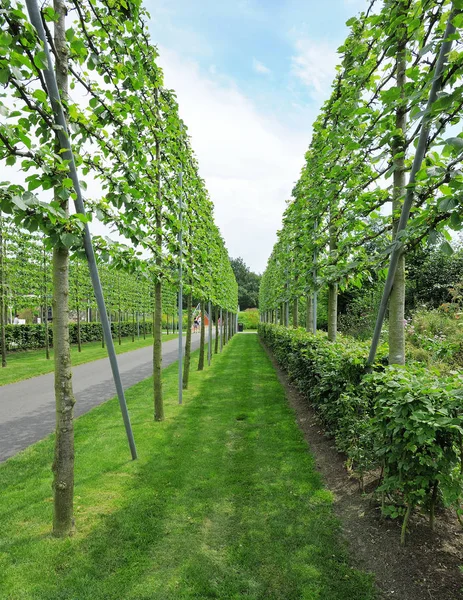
left=259, top=0, right=463, bottom=367
left=0, top=0, right=238, bottom=537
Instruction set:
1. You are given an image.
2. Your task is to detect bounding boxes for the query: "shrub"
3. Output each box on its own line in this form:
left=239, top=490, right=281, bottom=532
left=259, top=323, right=463, bottom=542
left=5, top=321, right=155, bottom=352
left=238, top=308, right=259, bottom=330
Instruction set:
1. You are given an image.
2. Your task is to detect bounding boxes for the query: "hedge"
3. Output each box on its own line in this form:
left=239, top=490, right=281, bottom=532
left=259, top=323, right=463, bottom=542
left=4, top=321, right=158, bottom=351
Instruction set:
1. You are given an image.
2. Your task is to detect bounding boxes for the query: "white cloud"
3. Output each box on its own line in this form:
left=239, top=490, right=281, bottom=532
left=252, top=58, right=271, bottom=75
left=157, top=47, right=310, bottom=273
left=291, top=39, right=339, bottom=97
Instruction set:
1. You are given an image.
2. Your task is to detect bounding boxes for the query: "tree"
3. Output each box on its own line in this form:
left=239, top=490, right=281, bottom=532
left=230, top=257, right=261, bottom=310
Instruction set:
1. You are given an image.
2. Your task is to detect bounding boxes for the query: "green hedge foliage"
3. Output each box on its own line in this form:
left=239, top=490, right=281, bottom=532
left=5, top=321, right=158, bottom=351
left=259, top=323, right=463, bottom=539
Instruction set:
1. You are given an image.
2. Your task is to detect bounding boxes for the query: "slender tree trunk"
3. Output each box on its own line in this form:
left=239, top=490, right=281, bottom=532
left=389, top=35, right=407, bottom=365
left=306, top=294, right=313, bottom=333
left=0, top=214, right=6, bottom=368
left=328, top=283, right=338, bottom=341
left=220, top=307, right=223, bottom=351
left=52, top=0, right=75, bottom=537
left=132, top=310, right=135, bottom=342
left=292, top=298, right=298, bottom=328
left=214, top=306, right=219, bottom=354
left=224, top=309, right=228, bottom=344
left=143, top=311, right=146, bottom=339
left=118, top=307, right=121, bottom=345
left=198, top=301, right=205, bottom=370
left=153, top=279, right=163, bottom=420
left=166, top=312, right=169, bottom=335
left=183, top=290, right=193, bottom=389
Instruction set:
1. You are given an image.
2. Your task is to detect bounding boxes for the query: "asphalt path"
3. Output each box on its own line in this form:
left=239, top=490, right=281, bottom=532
left=0, top=333, right=209, bottom=462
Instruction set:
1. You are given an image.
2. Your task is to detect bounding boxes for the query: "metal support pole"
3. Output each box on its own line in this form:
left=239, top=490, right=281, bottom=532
left=367, top=6, right=458, bottom=365
left=25, top=0, right=137, bottom=459
left=208, top=300, right=212, bottom=366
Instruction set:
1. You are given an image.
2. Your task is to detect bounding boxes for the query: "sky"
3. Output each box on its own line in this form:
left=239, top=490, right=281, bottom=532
left=144, top=0, right=369, bottom=273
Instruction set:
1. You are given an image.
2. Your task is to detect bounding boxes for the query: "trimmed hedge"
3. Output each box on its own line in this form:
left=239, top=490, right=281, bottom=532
left=259, top=323, right=463, bottom=541
left=4, top=321, right=155, bottom=352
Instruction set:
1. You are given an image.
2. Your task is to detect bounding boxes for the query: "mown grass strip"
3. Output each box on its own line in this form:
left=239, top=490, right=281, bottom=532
left=0, top=333, right=179, bottom=386
left=0, top=334, right=375, bottom=600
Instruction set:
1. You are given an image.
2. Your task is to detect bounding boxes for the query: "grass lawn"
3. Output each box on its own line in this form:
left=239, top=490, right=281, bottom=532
left=0, top=333, right=179, bottom=386
left=0, top=334, right=375, bottom=600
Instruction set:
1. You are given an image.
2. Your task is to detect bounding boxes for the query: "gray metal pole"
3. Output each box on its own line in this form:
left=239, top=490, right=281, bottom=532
left=220, top=307, right=223, bottom=351
left=178, top=149, right=183, bottom=404
left=25, top=0, right=137, bottom=459
left=367, top=6, right=458, bottom=365
left=208, top=300, right=212, bottom=366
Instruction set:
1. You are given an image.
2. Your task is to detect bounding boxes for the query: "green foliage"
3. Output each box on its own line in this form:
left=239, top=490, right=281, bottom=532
left=230, top=257, right=260, bottom=309
left=260, top=323, right=463, bottom=539
left=5, top=321, right=155, bottom=351
left=0, top=335, right=374, bottom=600
left=237, top=308, right=259, bottom=330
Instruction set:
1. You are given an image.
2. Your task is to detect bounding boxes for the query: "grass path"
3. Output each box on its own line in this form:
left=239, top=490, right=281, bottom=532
left=0, top=334, right=374, bottom=600
left=0, top=333, right=179, bottom=386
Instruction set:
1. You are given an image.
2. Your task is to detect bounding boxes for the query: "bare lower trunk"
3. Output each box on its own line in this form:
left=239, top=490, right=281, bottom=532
left=214, top=306, right=219, bottom=354
left=198, top=301, right=205, bottom=370
left=182, top=290, right=193, bottom=389
left=224, top=310, right=228, bottom=344
left=153, top=280, right=163, bottom=420
left=328, top=283, right=337, bottom=341
left=292, top=298, right=298, bottom=328
left=52, top=246, right=75, bottom=537
left=306, top=294, right=313, bottom=333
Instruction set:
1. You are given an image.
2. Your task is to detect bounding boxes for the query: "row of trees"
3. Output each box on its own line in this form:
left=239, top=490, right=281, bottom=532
left=0, top=216, right=183, bottom=360
left=259, top=0, right=463, bottom=365
left=0, top=0, right=237, bottom=536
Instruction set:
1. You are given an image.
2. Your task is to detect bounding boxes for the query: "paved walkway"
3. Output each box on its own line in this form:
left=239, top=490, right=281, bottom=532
left=0, top=333, right=209, bottom=462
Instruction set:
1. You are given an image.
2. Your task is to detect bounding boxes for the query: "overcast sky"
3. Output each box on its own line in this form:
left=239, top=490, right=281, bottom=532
left=144, top=0, right=369, bottom=273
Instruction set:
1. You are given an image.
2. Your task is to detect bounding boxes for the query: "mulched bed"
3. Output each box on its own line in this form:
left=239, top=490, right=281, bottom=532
left=261, top=339, right=463, bottom=600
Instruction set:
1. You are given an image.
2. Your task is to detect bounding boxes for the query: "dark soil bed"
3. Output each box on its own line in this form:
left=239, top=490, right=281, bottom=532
left=261, top=339, right=463, bottom=600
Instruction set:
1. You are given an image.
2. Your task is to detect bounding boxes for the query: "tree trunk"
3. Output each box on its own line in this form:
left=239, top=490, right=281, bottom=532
left=292, top=298, right=298, bottom=329
left=143, top=311, right=146, bottom=339
left=328, top=283, right=337, bottom=341
left=153, top=280, right=163, bottom=420
left=198, top=301, right=205, bottom=370
left=118, top=307, right=122, bottom=345
left=389, top=34, right=407, bottom=365
left=182, top=290, right=193, bottom=389
left=52, top=0, right=75, bottom=537
left=0, top=213, right=6, bottom=368
left=306, top=294, right=313, bottom=333
left=153, top=90, right=164, bottom=421
left=214, top=306, right=219, bottom=354
left=220, top=308, right=223, bottom=351
left=132, top=311, right=135, bottom=342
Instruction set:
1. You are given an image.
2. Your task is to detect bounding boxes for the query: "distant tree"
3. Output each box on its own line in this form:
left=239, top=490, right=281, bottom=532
left=230, top=257, right=261, bottom=310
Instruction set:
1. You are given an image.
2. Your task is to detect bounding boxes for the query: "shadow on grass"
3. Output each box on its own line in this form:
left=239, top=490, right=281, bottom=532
left=0, top=336, right=375, bottom=600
